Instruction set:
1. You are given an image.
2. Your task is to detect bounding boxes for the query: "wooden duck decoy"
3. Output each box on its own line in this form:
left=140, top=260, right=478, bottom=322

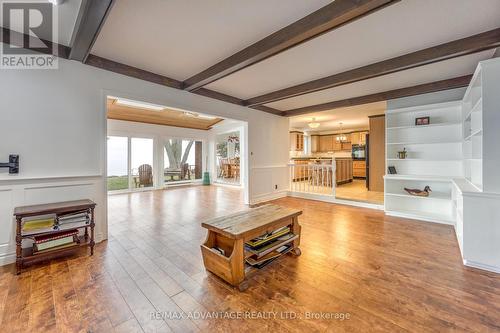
left=404, top=186, right=432, bottom=197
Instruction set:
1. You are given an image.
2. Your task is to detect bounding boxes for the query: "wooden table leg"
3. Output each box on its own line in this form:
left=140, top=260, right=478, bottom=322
left=291, top=216, right=302, bottom=256
left=90, top=207, right=95, bottom=255
left=16, top=217, right=22, bottom=275
left=230, top=238, right=246, bottom=288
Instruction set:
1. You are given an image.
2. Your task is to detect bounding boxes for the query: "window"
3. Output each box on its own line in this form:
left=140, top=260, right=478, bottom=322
left=164, top=139, right=203, bottom=183
left=215, top=131, right=240, bottom=184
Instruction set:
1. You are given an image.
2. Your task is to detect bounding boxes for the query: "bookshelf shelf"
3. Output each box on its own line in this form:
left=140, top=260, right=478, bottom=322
left=14, top=199, right=96, bottom=274
left=385, top=101, right=462, bottom=224
left=386, top=122, right=461, bottom=130
left=464, top=129, right=482, bottom=141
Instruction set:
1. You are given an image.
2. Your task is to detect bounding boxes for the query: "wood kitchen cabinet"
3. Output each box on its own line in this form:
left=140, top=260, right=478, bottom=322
left=333, top=134, right=351, bottom=151
left=290, top=131, right=304, bottom=151
left=351, top=131, right=368, bottom=145
left=311, top=135, right=319, bottom=153
left=341, top=141, right=352, bottom=151
left=359, top=131, right=367, bottom=145
left=319, top=135, right=333, bottom=152
left=335, top=158, right=353, bottom=185
left=353, top=160, right=366, bottom=178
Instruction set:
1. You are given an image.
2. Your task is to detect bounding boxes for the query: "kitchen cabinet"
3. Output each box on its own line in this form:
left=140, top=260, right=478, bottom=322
left=341, top=141, right=352, bottom=151
left=333, top=139, right=342, bottom=151
left=311, top=135, right=319, bottom=153
left=290, top=131, right=304, bottom=151
left=353, top=160, right=366, bottom=178
left=351, top=131, right=368, bottom=145
left=351, top=132, right=360, bottom=145
left=333, top=133, right=351, bottom=151
left=335, top=158, right=353, bottom=185
left=319, top=135, right=333, bottom=152
left=359, top=131, right=367, bottom=145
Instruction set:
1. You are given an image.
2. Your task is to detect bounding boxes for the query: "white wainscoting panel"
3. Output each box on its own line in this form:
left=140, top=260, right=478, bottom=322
left=0, top=176, right=105, bottom=266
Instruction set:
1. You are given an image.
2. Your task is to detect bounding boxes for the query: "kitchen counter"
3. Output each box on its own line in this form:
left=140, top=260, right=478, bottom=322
left=290, top=156, right=353, bottom=185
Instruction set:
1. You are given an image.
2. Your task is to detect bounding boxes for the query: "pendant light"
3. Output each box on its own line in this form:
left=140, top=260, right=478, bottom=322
left=308, top=117, right=320, bottom=129
left=336, top=122, right=347, bottom=142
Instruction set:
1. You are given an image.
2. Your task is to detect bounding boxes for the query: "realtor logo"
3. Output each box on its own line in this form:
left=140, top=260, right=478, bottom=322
left=1, top=1, right=58, bottom=69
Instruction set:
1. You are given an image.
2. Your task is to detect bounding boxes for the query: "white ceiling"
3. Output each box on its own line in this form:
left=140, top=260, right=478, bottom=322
left=0, top=0, right=82, bottom=46
left=289, top=102, right=386, bottom=132
left=266, top=50, right=494, bottom=111
left=206, top=0, right=500, bottom=99
left=92, top=0, right=332, bottom=80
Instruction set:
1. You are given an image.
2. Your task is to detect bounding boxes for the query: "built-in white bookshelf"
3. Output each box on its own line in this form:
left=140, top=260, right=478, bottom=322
left=384, top=58, right=500, bottom=273
left=384, top=101, right=463, bottom=224
left=462, top=69, right=483, bottom=191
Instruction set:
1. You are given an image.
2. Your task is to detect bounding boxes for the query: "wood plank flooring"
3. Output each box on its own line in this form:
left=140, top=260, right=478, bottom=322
left=1, top=185, right=500, bottom=332
left=335, top=179, right=384, bottom=204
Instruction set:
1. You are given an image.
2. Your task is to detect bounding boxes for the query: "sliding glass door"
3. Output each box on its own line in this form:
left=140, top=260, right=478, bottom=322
left=131, top=138, right=154, bottom=189
left=164, top=139, right=203, bottom=184
left=107, top=136, right=129, bottom=191
left=107, top=136, right=155, bottom=192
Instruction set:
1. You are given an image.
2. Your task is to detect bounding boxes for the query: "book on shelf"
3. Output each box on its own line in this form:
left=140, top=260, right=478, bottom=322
left=34, top=242, right=78, bottom=254
left=246, top=245, right=293, bottom=269
left=21, top=214, right=56, bottom=232
left=33, top=229, right=79, bottom=252
left=58, top=212, right=88, bottom=220
left=245, top=226, right=291, bottom=248
left=245, top=233, right=296, bottom=257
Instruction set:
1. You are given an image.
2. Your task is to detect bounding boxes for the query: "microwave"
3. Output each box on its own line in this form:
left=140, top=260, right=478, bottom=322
left=352, top=145, right=366, bottom=160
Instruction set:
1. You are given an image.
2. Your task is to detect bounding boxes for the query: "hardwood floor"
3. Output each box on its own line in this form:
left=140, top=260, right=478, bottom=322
left=1, top=185, right=500, bottom=332
left=335, top=179, right=384, bottom=205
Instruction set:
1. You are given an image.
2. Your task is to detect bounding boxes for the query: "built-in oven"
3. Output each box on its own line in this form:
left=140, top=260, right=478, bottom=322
left=352, top=144, right=366, bottom=160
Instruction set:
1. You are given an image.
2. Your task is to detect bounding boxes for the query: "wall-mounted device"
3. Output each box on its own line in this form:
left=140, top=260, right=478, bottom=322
left=0, top=155, right=19, bottom=174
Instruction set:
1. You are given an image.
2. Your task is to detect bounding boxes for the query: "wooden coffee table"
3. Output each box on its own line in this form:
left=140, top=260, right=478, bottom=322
left=200, top=204, right=302, bottom=291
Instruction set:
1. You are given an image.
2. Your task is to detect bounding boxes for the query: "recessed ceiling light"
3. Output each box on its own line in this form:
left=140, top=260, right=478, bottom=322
left=114, top=98, right=165, bottom=111
left=48, top=0, right=65, bottom=5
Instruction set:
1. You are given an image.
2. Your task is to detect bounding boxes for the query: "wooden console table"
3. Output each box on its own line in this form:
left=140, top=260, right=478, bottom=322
left=200, top=204, right=302, bottom=291
left=14, top=199, right=96, bottom=274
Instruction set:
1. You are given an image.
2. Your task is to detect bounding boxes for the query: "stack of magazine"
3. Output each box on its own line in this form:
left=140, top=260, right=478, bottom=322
left=57, top=212, right=90, bottom=229
left=21, top=214, right=57, bottom=234
left=245, top=226, right=297, bottom=269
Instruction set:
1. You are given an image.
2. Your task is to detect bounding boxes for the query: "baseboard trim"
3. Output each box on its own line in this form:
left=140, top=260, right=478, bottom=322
left=0, top=252, right=15, bottom=266
left=287, top=191, right=384, bottom=210
left=385, top=210, right=455, bottom=225
left=250, top=190, right=287, bottom=205
left=463, top=259, right=500, bottom=274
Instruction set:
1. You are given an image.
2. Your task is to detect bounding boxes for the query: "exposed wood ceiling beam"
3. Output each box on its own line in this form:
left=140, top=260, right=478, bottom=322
left=182, top=0, right=401, bottom=91
left=69, top=0, right=115, bottom=62
left=85, top=54, right=183, bottom=89
left=0, top=26, right=70, bottom=58
left=284, top=75, right=472, bottom=116
left=84, top=55, right=282, bottom=115
left=246, top=28, right=500, bottom=107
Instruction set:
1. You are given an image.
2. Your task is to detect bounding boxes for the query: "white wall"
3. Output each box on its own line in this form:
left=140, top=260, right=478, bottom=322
left=0, top=55, right=290, bottom=265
